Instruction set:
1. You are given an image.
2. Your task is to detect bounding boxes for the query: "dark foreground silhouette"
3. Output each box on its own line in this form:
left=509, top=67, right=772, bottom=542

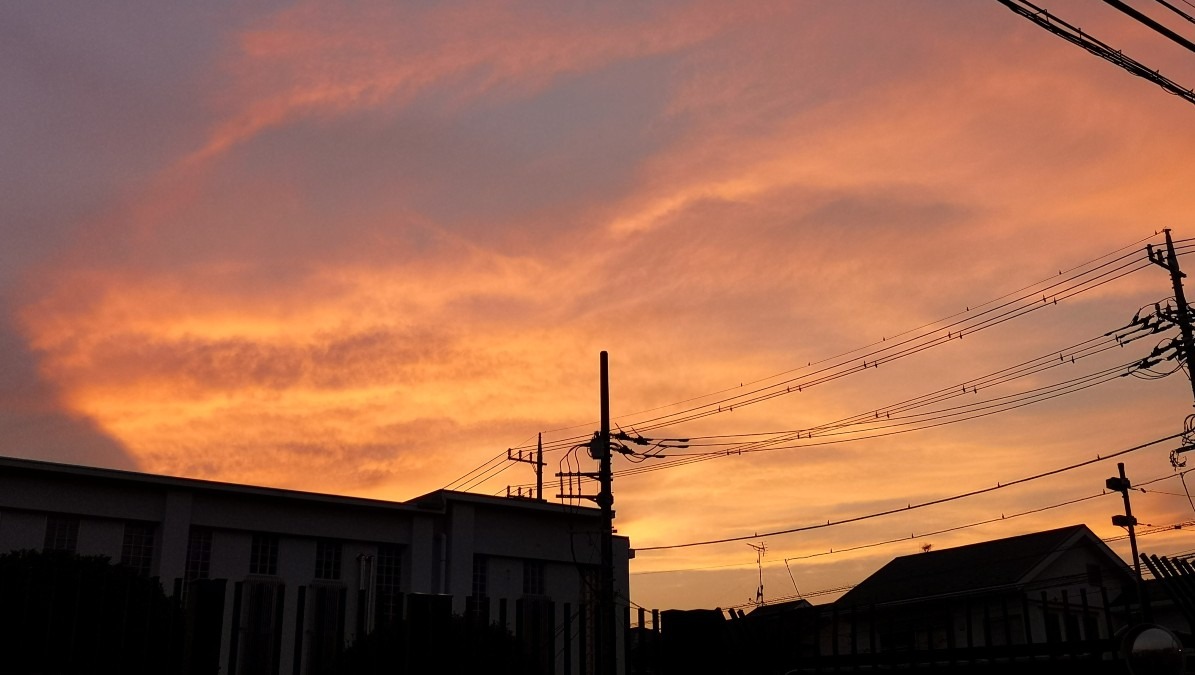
left=320, top=616, right=544, bottom=675
left=0, top=549, right=182, bottom=674
left=0, top=549, right=546, bottom=675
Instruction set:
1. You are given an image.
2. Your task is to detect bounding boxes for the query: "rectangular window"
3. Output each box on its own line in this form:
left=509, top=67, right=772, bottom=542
left=44, top=515, right=79, bottom=553
left=523, top=559, right=545, bottom=596
left=375, top=543, right=402, bottom=626
left=472, top=554, right=488, bottom=598
left=249, top=533, right=279, bottom=575
left=315, top=539, right=341, bottom=580
left=120, top=521, right=155, bottom=576
left=185, top=527, right=213, bottom=580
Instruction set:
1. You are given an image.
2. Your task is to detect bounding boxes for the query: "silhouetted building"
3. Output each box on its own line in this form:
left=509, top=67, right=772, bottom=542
left=0, top=455, right=629, bottom=674
left=652, top=526, right=1147, bottom=673
left=833, top=524, right=1133, bottom=653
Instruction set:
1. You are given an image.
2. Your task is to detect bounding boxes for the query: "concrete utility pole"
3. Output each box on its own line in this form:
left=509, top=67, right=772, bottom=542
left=506, top=434, right=546, bottom=500
left=597, top=351, right=617, bottom=675
left=1108, top=462, right=1151, bottom=621
left=1148, top=228, right=1195, bottom=405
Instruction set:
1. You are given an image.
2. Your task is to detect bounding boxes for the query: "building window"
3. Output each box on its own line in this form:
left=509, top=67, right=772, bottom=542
left=375, top=543, right=402, bottom=626
left=315, top=539, right=341, bottom=580
left=523, top=560, right=545, bottom=596
left=44, top=515, right=79, bottom=553
left=185, top=527, right=213, bottom=580
left=120, top=522, right=155, bottom=576
left=472, top=554, right=488, bottom=598
left=250, top=533, right=279, bottom=575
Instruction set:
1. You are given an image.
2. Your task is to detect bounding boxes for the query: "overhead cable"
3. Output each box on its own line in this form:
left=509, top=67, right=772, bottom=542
left=634, top=432, right=1187, bottom=552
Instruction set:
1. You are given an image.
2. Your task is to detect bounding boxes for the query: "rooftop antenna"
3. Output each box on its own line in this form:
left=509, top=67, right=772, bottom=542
left=783, top=557, right=801, bottom=598
left=748, top=542, right=766, bottom=605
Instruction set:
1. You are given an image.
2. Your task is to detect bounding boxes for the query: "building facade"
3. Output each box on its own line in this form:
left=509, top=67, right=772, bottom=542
left=0, top=456, right=630, bottom=674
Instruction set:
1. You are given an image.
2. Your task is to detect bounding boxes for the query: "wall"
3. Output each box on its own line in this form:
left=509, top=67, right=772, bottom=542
left=0, top=459, right=630, bottom=675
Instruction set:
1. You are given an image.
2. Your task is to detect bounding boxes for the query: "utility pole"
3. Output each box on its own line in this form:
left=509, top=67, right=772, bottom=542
left=1107, top=462, right=1150, bottom=621
left=551, top=352, right=618, bottom=674
left=1148, top=229, right=1195, bottom=473
left=506, top=436, right=546, bottom=500
left=597, top=351, right=617, bottom=675
left=1148, top=228, right=1195, bottom=404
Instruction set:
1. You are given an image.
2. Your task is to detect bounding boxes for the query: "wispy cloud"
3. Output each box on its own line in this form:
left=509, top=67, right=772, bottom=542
left=6, top=0, right=1195, bottom=610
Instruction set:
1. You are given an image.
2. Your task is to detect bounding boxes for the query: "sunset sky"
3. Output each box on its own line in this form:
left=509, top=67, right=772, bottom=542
left=5, top=1, right=1195, bottom=611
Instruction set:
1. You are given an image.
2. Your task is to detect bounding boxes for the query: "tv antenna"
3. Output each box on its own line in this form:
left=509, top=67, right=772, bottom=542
left=747, top=542, right=767, bottom=605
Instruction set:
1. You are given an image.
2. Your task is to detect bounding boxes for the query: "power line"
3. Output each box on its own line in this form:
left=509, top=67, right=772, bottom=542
left=716, top=527, right=1195, bottom=612
left=609, top=254, right=1150, bottom=436
left=1105, top=519, right=1195, bottom=542
left=995, top=0, right=1195, bottom=105
left=662, top=351, right=1163, bottom=453
left=723, top=584, right=856, bottom=610
left=564, top=328, right=1176, bottom=482
left=610, top=369, right=1132, bottom=478
left=503, top=294, right=1178, bottom=492
left=515, top=236, right=1162, bottom=456
left=517, top=239, right=1159, bottom=457
left=1100, top=0, right=1195, bottom=54
left=457, top=455, right=517, bottom=493
left=1152, top=0, right=1195, bottom=25
left=442, top=449, right=509, bottom=491
left=630, top=466, right=1195, bottom=576
left=634, top=433, right=1187, bottom=552
left=496, top=235, right=1171, bottom=496
left=442, top=431, right=539, bottom=491
left=510, top=355, right=1163, bottom=486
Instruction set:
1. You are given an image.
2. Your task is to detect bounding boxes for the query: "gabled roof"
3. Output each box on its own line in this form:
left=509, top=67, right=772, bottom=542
left=836, top=524, right=1131, bottom=608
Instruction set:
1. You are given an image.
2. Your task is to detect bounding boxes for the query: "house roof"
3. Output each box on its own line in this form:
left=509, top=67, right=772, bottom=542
left=836, top=524, right=1131, bottom=608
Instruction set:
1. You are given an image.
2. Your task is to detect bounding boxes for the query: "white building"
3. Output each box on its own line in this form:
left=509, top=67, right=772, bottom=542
left=0, top=455, right=630, bottom=674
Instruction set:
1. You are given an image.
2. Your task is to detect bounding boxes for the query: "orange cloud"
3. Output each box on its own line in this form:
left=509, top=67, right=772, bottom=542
left=12, top=2, right=1195, bottom=613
